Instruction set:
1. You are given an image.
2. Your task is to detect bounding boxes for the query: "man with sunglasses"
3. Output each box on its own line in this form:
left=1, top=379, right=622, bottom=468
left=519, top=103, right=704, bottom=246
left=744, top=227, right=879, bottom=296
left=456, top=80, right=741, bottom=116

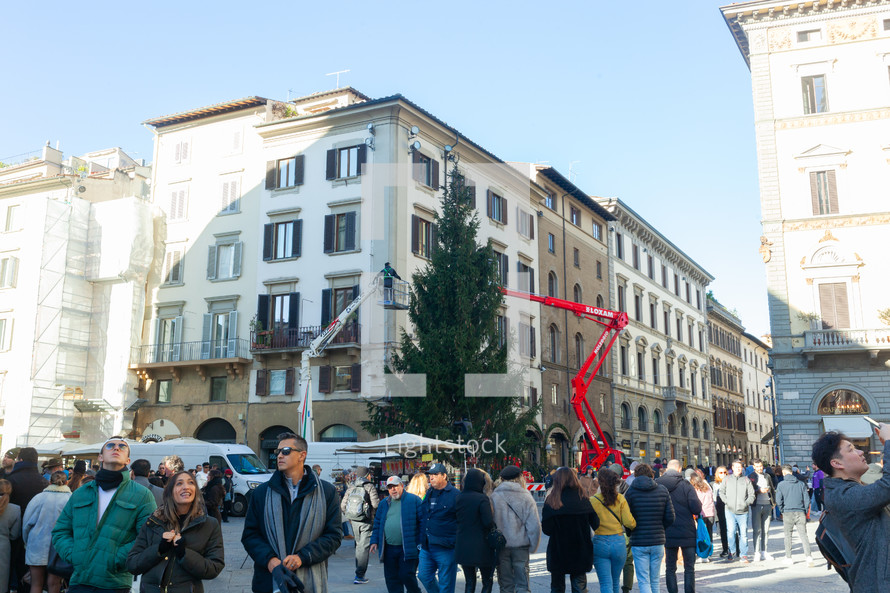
left=52, top=437, right=157, bottom=593
left=242, top=432, right=342, bottom=593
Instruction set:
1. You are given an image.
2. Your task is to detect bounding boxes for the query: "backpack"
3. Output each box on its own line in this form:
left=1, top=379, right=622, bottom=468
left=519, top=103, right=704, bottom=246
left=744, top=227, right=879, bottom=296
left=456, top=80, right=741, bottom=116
left=344, top=482, right=371, bottom=521
left=814, top=508, right=856, bottom=583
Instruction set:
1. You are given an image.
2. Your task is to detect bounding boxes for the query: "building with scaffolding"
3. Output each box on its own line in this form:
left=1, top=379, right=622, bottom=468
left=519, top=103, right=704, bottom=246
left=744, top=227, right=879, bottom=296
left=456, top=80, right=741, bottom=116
left=0, top=144, right=152, bottom=449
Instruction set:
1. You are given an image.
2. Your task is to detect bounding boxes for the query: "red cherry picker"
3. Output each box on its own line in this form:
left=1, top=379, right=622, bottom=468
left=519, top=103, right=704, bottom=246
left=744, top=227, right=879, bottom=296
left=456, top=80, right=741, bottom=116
left=501, top=288, right=629, bottom=473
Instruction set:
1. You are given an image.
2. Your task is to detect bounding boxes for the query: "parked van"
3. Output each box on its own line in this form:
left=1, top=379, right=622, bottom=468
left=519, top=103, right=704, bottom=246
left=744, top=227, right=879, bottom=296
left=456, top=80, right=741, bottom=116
left=123, top=438, right=271, bottom=516
left=306, top=442, right=398, bottom=485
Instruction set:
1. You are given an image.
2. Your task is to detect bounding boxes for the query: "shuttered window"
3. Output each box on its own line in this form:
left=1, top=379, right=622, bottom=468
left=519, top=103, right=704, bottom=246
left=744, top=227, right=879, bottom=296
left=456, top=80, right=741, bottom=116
left=412, top=151, right=439, bottom=189
left=220, top=179, right=240, bottom=214
left=265, top=155, right=305, bottom=190
left=263, top=220, right=302, bottom=261
left=411, top=215, right=436, bottom=259
left=163, top=247, right=184, bottom=284
left=325, top=145, right=367, bottom=180
left=323, top=212, right=357, bottom=253
left=819, top=282, right=850, bottom=329
left=810, top=170, right=838, bottom=215
left=169, top=188, right=188, bottom=221
left=487, top=190, right=507, bottom=224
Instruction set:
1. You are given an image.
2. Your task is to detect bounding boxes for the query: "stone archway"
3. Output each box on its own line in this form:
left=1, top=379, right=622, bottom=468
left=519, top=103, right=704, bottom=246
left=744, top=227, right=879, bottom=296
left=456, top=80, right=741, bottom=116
left=195, top=418, right=237, bottom=444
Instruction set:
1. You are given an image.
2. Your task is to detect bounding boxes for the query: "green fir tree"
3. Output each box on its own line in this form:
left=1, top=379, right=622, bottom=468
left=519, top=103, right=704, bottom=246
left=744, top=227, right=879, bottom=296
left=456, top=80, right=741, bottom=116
left=362, top=167, right=538, bottom=465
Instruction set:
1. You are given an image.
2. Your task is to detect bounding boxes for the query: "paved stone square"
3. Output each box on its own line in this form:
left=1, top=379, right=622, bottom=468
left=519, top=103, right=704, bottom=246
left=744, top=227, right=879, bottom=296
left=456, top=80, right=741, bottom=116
left=214, top=511, right=848, bottom=593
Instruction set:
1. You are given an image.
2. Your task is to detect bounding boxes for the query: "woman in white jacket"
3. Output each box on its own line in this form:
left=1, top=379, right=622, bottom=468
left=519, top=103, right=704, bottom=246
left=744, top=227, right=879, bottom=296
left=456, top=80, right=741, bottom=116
left=22, top=471, right=71, bottom=593
left=490, top=466, right=542, bottom=593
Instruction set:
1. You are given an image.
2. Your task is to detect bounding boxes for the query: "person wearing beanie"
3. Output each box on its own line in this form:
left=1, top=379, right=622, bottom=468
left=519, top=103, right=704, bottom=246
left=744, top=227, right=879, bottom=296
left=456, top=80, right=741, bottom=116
left=52, top=436, right=157, bottom=591
left=341, top=465, right=380, bottom=584
left=491, top=466, right=540, bottom=593
left=0, top=447, right=19, bottom=480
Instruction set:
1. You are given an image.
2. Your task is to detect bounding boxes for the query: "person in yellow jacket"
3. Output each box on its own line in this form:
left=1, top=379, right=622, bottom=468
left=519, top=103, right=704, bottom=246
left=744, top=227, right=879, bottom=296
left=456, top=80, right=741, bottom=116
left=590, top=469, right=637, bottom=593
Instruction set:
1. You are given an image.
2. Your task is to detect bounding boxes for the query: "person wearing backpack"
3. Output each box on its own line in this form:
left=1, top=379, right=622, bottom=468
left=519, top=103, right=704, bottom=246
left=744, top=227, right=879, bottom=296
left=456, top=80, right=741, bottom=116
left=340, top=466, right=380, bottom=584
left=774, top=465, right=814, bottom=567
left=813, top=426, right=890, bottom=592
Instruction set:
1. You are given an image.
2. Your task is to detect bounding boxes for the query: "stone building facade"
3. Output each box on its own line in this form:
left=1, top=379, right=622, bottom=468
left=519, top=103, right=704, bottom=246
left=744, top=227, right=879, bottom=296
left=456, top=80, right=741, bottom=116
left=597, top=198, right=714, bottom=467
left=721, top=0, right=890, bottom=464
left=707, top=297, right=747, bottom=467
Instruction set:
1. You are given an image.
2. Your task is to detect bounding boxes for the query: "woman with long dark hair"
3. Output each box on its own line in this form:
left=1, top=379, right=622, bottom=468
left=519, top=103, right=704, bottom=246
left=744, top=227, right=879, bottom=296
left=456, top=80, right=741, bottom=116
left=542, top=467, right=599, bottom=593
left=202, top=469, right=225, bottom=524
left=710, top=466, right=731, bottom=557
left=591, top=467, right=636, bottom=593
left=127, top=471, right=225, bottom=592
left=455, top=468, right=496, bottom=593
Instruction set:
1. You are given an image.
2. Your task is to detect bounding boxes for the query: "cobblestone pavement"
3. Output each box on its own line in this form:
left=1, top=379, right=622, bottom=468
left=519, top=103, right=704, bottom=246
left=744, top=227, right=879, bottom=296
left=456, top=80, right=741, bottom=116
left=216, top=513, right=848, bottom=592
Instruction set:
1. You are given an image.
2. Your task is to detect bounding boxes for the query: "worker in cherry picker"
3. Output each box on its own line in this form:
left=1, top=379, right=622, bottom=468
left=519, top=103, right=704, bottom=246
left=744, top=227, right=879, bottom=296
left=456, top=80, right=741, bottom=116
left=381, top=262, right=401, bottom=284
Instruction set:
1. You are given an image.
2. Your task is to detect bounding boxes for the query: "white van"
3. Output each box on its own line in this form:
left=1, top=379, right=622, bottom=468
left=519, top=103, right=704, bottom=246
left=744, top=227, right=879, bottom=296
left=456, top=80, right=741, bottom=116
left=125, top=438, right=272, bottom=516
left=307, top=442, right=398, bottom=485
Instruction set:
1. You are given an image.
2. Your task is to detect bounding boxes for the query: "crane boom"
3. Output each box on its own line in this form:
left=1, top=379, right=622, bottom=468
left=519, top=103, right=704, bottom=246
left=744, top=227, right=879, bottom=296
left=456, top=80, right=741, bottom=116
left=298, top=272, right=385, bottom=441
left=501, top=288, right=629, bottom=472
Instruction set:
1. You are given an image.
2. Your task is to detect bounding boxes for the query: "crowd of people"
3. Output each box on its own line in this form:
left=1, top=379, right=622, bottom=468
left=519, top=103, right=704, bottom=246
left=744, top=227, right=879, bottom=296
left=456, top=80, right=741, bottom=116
left=0, top=424, right=886, bottom=593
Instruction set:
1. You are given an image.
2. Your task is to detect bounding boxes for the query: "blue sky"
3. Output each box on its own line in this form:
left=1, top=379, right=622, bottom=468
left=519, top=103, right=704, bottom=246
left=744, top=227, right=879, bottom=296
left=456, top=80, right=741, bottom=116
left=0, top=1, right=768, bottom=334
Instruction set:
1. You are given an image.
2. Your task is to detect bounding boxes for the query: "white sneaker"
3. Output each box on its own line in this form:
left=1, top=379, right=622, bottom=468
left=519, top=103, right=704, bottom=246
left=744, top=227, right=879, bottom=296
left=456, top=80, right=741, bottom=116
left=783, top=558, right=794, bottom=566
left=763, top=552, right=773, bottom=561
left=806, top=556, right=815, bottom=567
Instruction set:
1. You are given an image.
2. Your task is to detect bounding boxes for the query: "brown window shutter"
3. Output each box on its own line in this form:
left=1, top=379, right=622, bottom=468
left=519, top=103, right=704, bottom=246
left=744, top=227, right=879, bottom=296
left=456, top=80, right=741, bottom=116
left=344, top=212, right=356, bottom=251
left=357, top=145, right=367, bottom=175
left=285, top=367, right=295, bottom=395
left=294, top=155, right=305, bottom=185
left=325, top=149, right=336, bottom=180
left=467, top=181, right=476, bottom=209
left=265, top=161, right=277, bottom=190
left=502, top=197, right=508, bottom=225
left=486, top=190, right=493, bottom=218
left=412, top=150, right=422, bottom=183
left=819, top=283, right=838, bottom=329
left=411, top=215, right=419, bottom=254
left=431, top=159, right=440, bottom=190
left=293, top=219, right=302, bottom=257
left=809, top=171, right=820, bottom=215
left=318, top=365, right=332, bottom=393
left=256, top=369, right=267, bottom=396
left=827, top=170, right=838, bottom=214
left=529, top=213, right=535, bottom=239
left=350, top=363, right=361, bottom=392
left=262, top=223, right=273, bottom=261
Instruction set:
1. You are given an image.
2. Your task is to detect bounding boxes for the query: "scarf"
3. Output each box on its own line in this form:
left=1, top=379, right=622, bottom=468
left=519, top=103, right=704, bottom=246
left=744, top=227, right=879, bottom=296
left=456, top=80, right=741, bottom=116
left=95, top=468, right=125, bottom=491
left=264, top=468, right=328, bottom=593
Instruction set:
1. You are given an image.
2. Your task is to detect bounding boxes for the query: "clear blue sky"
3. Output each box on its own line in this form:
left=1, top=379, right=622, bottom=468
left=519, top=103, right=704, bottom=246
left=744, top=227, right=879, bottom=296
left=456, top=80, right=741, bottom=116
left=0, top=1, right=768, bottom=335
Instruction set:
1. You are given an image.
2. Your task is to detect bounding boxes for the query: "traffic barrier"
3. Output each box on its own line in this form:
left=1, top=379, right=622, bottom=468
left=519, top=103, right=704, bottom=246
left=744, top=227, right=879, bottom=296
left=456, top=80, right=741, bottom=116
left=526, top=483, right=546, bottom=491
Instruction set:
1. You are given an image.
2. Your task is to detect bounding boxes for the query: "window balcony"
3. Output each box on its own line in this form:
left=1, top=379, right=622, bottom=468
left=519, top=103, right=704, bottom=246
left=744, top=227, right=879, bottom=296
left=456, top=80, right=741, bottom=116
left=803, top=328, right=890, bottom=358
left=662, top=385, right=691, bottom=417
left=129, top=339, right=252, bottom=381
left=250, top=322, right=360, bottom=353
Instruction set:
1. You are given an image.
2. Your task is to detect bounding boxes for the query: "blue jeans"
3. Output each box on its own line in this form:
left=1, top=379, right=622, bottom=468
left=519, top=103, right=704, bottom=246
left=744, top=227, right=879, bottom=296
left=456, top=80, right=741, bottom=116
left=383, top=544, right=421, bottom=593
left=631, top=545, right=664, bottom=593
left=592, top=534, right=626, bottom=593
left=724, top=510, right=749, bottom=558
left=418, top=545, right=457, bottom=593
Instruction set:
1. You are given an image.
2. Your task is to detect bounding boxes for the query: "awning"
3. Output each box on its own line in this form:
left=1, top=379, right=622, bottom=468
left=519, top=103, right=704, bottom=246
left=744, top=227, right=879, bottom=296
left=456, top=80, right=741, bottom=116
left=760, top=426, right=777, bottom=444
left=822, top=416, right=874, bottom=439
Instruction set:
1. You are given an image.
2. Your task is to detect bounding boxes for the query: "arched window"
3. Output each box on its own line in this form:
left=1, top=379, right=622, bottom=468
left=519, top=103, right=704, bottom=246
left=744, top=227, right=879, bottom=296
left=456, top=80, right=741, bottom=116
left=573, top=283, right=583, bottom=303
left=548, top=272, right=558, bottom=298
left=653, top=410, right=663, bottom=434
left=681, top=416, right=688, bottom=437
left=621, top=403, right=631, bottom=429
left=637, top=406, right=648, bottom=431
left=320, top=424, right=358, bottom=442
left=596, top=294, right=605, bottom=308
left=668, top=414, right=676, bottom=435
left=574, top=333, right=584, bottom=368
left=702, top=420, right=710, bottom=440
left=692, top=418, right=700, bottom=438
left=818, top=389, right=870, bottom=415
left=549, top=324, right=560, bottom=363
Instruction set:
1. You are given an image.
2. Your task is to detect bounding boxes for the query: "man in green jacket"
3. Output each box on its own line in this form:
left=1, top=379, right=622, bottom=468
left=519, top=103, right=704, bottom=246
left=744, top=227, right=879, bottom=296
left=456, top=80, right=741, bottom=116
left=52, top=436, right=156, bottom=593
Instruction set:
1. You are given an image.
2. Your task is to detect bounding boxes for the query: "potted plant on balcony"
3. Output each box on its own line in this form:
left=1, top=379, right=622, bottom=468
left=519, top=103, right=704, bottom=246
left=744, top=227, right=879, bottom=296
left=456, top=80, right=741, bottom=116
left=250, top=315, right=271, bottom=349
left=796, top=311, right=822, bottom=331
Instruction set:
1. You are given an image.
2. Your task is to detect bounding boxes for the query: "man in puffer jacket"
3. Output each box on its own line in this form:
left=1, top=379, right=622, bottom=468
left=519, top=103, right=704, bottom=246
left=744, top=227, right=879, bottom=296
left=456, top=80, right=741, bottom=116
left=370, top=476, right=423, bottom=593
left=625, top=463, right=675, bottom=593
left=490, top=466, right=541, bottom=593
left=657, top=460, right=702, bottom=593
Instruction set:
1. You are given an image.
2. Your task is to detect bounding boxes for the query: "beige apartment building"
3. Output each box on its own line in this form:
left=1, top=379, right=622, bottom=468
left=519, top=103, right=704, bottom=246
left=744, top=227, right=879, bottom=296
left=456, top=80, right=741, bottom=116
left=597, top=198, right=714, bottom=467
left=133, top=89, right=544, bottom=467
left=742, top=332, right=776, bottom=463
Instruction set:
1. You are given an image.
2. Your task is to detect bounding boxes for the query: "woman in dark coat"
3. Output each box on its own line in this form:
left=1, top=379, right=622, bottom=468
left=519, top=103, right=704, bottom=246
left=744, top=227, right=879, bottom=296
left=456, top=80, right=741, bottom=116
left=455, top=468, right=496, bottom=593
left=127, top=471, right=225, bottom=593
left=201, top=469, right=225, bottom=524
left=541, top=467, right=600, bottom=593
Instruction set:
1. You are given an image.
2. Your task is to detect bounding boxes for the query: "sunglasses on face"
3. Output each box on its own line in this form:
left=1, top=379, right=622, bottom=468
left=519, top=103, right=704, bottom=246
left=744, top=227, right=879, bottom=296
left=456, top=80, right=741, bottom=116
left=275, top=447, right=305, bottom=457
left=104, top=442, right=129, bottom=451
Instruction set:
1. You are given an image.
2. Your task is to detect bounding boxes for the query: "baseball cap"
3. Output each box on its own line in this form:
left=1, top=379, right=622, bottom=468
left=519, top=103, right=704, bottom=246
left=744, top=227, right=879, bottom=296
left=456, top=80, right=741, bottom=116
left=427, top=463, right=447, bottom=475
left=385, top=476, right=402, bottom=487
